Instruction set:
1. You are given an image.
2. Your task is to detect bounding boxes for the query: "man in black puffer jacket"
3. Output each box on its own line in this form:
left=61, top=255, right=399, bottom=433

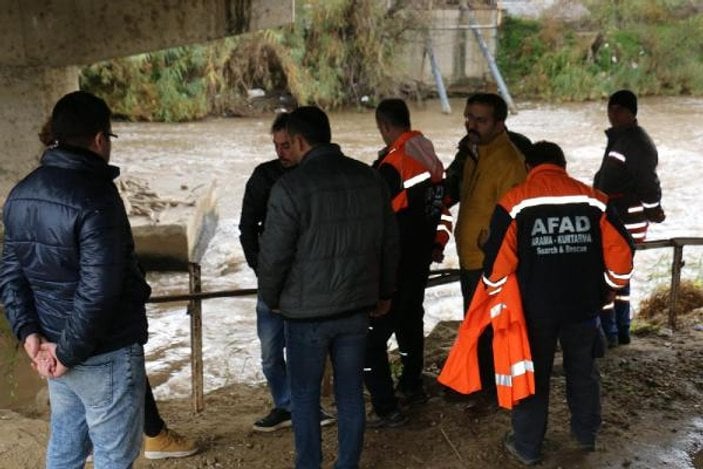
left=258, top=106, right=399, bottom=469
left=0, top=91, right=149, bottom=468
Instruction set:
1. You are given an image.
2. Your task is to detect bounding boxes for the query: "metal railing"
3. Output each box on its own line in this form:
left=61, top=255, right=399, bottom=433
left=148, top=237, right=703, bottom=412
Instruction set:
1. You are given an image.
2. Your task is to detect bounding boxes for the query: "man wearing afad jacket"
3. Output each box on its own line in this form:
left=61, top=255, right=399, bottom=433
left=482, top=141, right=634, bottom=465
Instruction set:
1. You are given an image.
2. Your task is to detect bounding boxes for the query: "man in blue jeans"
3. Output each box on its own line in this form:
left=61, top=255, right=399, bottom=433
left=239, top=113, right=335, bottom=431
left=258, top=106, right=399, bottom=468
left=1, top=91, right=150, bottom=468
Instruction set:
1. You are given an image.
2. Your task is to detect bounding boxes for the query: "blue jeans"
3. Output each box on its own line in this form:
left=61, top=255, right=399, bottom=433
left=46, top=344, right=146, bottom=469
left=257, top=296, right=291, bottom=410
left=285, top=311, right=368, bottom=469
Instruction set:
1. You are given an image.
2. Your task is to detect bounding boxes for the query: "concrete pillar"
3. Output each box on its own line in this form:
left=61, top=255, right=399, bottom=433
left=0, top=65, right=78, bottom=200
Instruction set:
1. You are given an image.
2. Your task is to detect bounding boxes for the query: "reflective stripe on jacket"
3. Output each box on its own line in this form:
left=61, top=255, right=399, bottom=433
left=437, top=275, right=535, bottom=409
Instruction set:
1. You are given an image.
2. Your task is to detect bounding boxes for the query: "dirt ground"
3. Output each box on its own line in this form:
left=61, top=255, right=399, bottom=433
left=3, top=311, right=703, bottom=469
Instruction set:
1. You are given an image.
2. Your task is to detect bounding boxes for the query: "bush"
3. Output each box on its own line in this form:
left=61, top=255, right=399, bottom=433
left=80, top=0, right=424, bottom=121
left=496, top=0, right=703, bottom=100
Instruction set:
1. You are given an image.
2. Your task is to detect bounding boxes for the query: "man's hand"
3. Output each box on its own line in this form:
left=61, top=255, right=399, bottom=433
left=39, top=342, right=69, bottom=378
left=23, top=333, right=43, bottom=361
left=644, top=206, right=666, bottom=223
left=603, top=288, right=617, bottom=305
left=431, top=246, right=445, bottom=264
left=371, top=299, right=392, bottom=318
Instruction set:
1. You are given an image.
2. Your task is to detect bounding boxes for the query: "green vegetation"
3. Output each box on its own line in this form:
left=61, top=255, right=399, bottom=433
left=80, top=0, right=424, bottom=121
left=80, top=0, right=703, bottom=120
left=497, top=0, right=703, bottom=100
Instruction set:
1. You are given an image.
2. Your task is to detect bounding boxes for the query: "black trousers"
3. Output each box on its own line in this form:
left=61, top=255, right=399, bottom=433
left=144, top=377, right=166, bottom=437
left=460, top=268, right=496, bottom=396
left=511, top=316, right=602, bottom=459
left=364, top=253, right=431, bottom=415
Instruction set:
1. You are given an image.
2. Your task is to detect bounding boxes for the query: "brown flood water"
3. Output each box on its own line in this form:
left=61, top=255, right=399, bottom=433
left=2, top=96, right=703, bottom=413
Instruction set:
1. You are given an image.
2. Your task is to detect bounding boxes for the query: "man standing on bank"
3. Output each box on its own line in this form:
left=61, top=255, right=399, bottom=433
left=445, top=93, right=527, bottom=403
left=364, top=98, right=450, bottom=427
left=1, top=91, right=150, bottom=468
left=482, top=141, right=634, bottom=465
left=240, top=113, right=336, bottom=432
left=258, top=106, right=399, bottom=468
left=594, top=89, right=665, bottom=347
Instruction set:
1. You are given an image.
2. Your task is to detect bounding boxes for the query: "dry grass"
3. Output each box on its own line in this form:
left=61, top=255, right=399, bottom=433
left=638, top=281, right=703, bottom=326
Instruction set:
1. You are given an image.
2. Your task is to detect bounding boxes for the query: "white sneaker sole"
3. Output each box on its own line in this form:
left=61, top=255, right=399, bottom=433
left=144, top=448, right=199, bottom=460
left=320, top=417, right=336, bottom=427
left=252, top=419, right=293, bottom=432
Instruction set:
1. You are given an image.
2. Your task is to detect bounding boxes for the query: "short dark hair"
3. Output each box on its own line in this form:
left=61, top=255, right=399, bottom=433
left=286, top=106, right=331, bottom=146
left=608, top=89, right=638, bottom=116
left=271, top=112, right=289, bottom=133
left=375, top=98, right=411, bottom=129
left=525, top=141, right=567, bottom=168
left=466, top=93, right=508, bottom=122
left=51, top=91, right=111, bottom=147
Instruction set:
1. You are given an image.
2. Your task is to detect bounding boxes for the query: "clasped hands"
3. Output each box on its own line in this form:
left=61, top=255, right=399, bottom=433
left=23, top=333, right=68, bottom=379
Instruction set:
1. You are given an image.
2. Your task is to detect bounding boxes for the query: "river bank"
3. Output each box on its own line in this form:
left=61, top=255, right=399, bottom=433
left=3, top=309, right=703, bottom=468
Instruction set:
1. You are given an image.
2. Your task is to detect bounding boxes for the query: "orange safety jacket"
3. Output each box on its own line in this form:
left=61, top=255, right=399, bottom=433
left=377, top=130, right=453, bottom=249
left=437, top=275, right=535, bottom=409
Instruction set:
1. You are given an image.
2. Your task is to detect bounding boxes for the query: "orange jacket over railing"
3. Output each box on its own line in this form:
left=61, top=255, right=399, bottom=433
left=437, top=274, right=535, bottom=409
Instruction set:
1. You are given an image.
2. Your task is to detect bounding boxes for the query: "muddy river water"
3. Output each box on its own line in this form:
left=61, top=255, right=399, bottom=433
left=2, top=97, right=703, bottom=411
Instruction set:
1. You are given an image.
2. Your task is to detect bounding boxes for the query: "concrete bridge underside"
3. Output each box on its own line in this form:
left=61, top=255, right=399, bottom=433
left=0, top=0, right=293, bottom=200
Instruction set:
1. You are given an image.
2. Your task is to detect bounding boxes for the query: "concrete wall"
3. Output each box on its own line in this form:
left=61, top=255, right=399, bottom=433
left=0, top=66, right=78, bottom=198
left=401, top=8, right=499, bottom=89
left=0, top=0, right=293, bottom=200
left=0, top=0, right=293, bottom=67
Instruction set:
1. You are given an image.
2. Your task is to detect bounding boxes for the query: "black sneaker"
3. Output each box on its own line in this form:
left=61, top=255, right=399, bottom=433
left=252, top=408, right=292, bottom=432
left=397, top=387, right=429, bottom=407
left=503, top=432, right=540, bottom=466
left=618, top=333, right=631, bottom=345
left=320, top=408, right=336, bottom=427
left=366, top=410, right=408, bottom=429
left=570, top=430, right=596, bottom=452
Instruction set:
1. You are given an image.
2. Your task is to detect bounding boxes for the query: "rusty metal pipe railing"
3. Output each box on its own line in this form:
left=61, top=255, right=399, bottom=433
left=147, top=238, right=703, bottom=410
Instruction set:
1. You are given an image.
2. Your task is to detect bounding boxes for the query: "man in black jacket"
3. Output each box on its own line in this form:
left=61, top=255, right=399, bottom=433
left=258, top=106, right=399, bottom=469
left=0, top=91, right=149, bottom=467
left=239, top=113, right=336, bottom=432
left=239, top=113, right=299, bottom=432
left=594, top=89, right=665, bottom=347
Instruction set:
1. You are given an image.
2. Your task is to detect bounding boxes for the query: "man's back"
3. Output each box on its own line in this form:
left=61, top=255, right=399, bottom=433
left=0, top=90, right=149, bottom=468
left=483, top=163, right=633, bottom=321
left=258, top=143, right=398, bottom=320
left=1, top=145, right=149, bottom=367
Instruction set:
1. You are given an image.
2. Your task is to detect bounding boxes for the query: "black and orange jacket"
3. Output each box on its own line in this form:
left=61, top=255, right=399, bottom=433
left=482, top=164, right=634, bottom=323
left=593, top=123, right=662, bottom=243
left=375, top=130, right=452, bottom=251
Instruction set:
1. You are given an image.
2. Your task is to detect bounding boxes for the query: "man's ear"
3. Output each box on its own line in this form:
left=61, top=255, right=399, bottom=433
left=90, top=131, right=104, bottom=152
left=293, top=134, right=309, bottom=153
left=90, top=131, right=110, bottom=162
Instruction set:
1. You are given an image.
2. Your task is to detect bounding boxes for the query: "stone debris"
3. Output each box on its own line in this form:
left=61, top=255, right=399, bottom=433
left=117, top=176, right=195, bottom=222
